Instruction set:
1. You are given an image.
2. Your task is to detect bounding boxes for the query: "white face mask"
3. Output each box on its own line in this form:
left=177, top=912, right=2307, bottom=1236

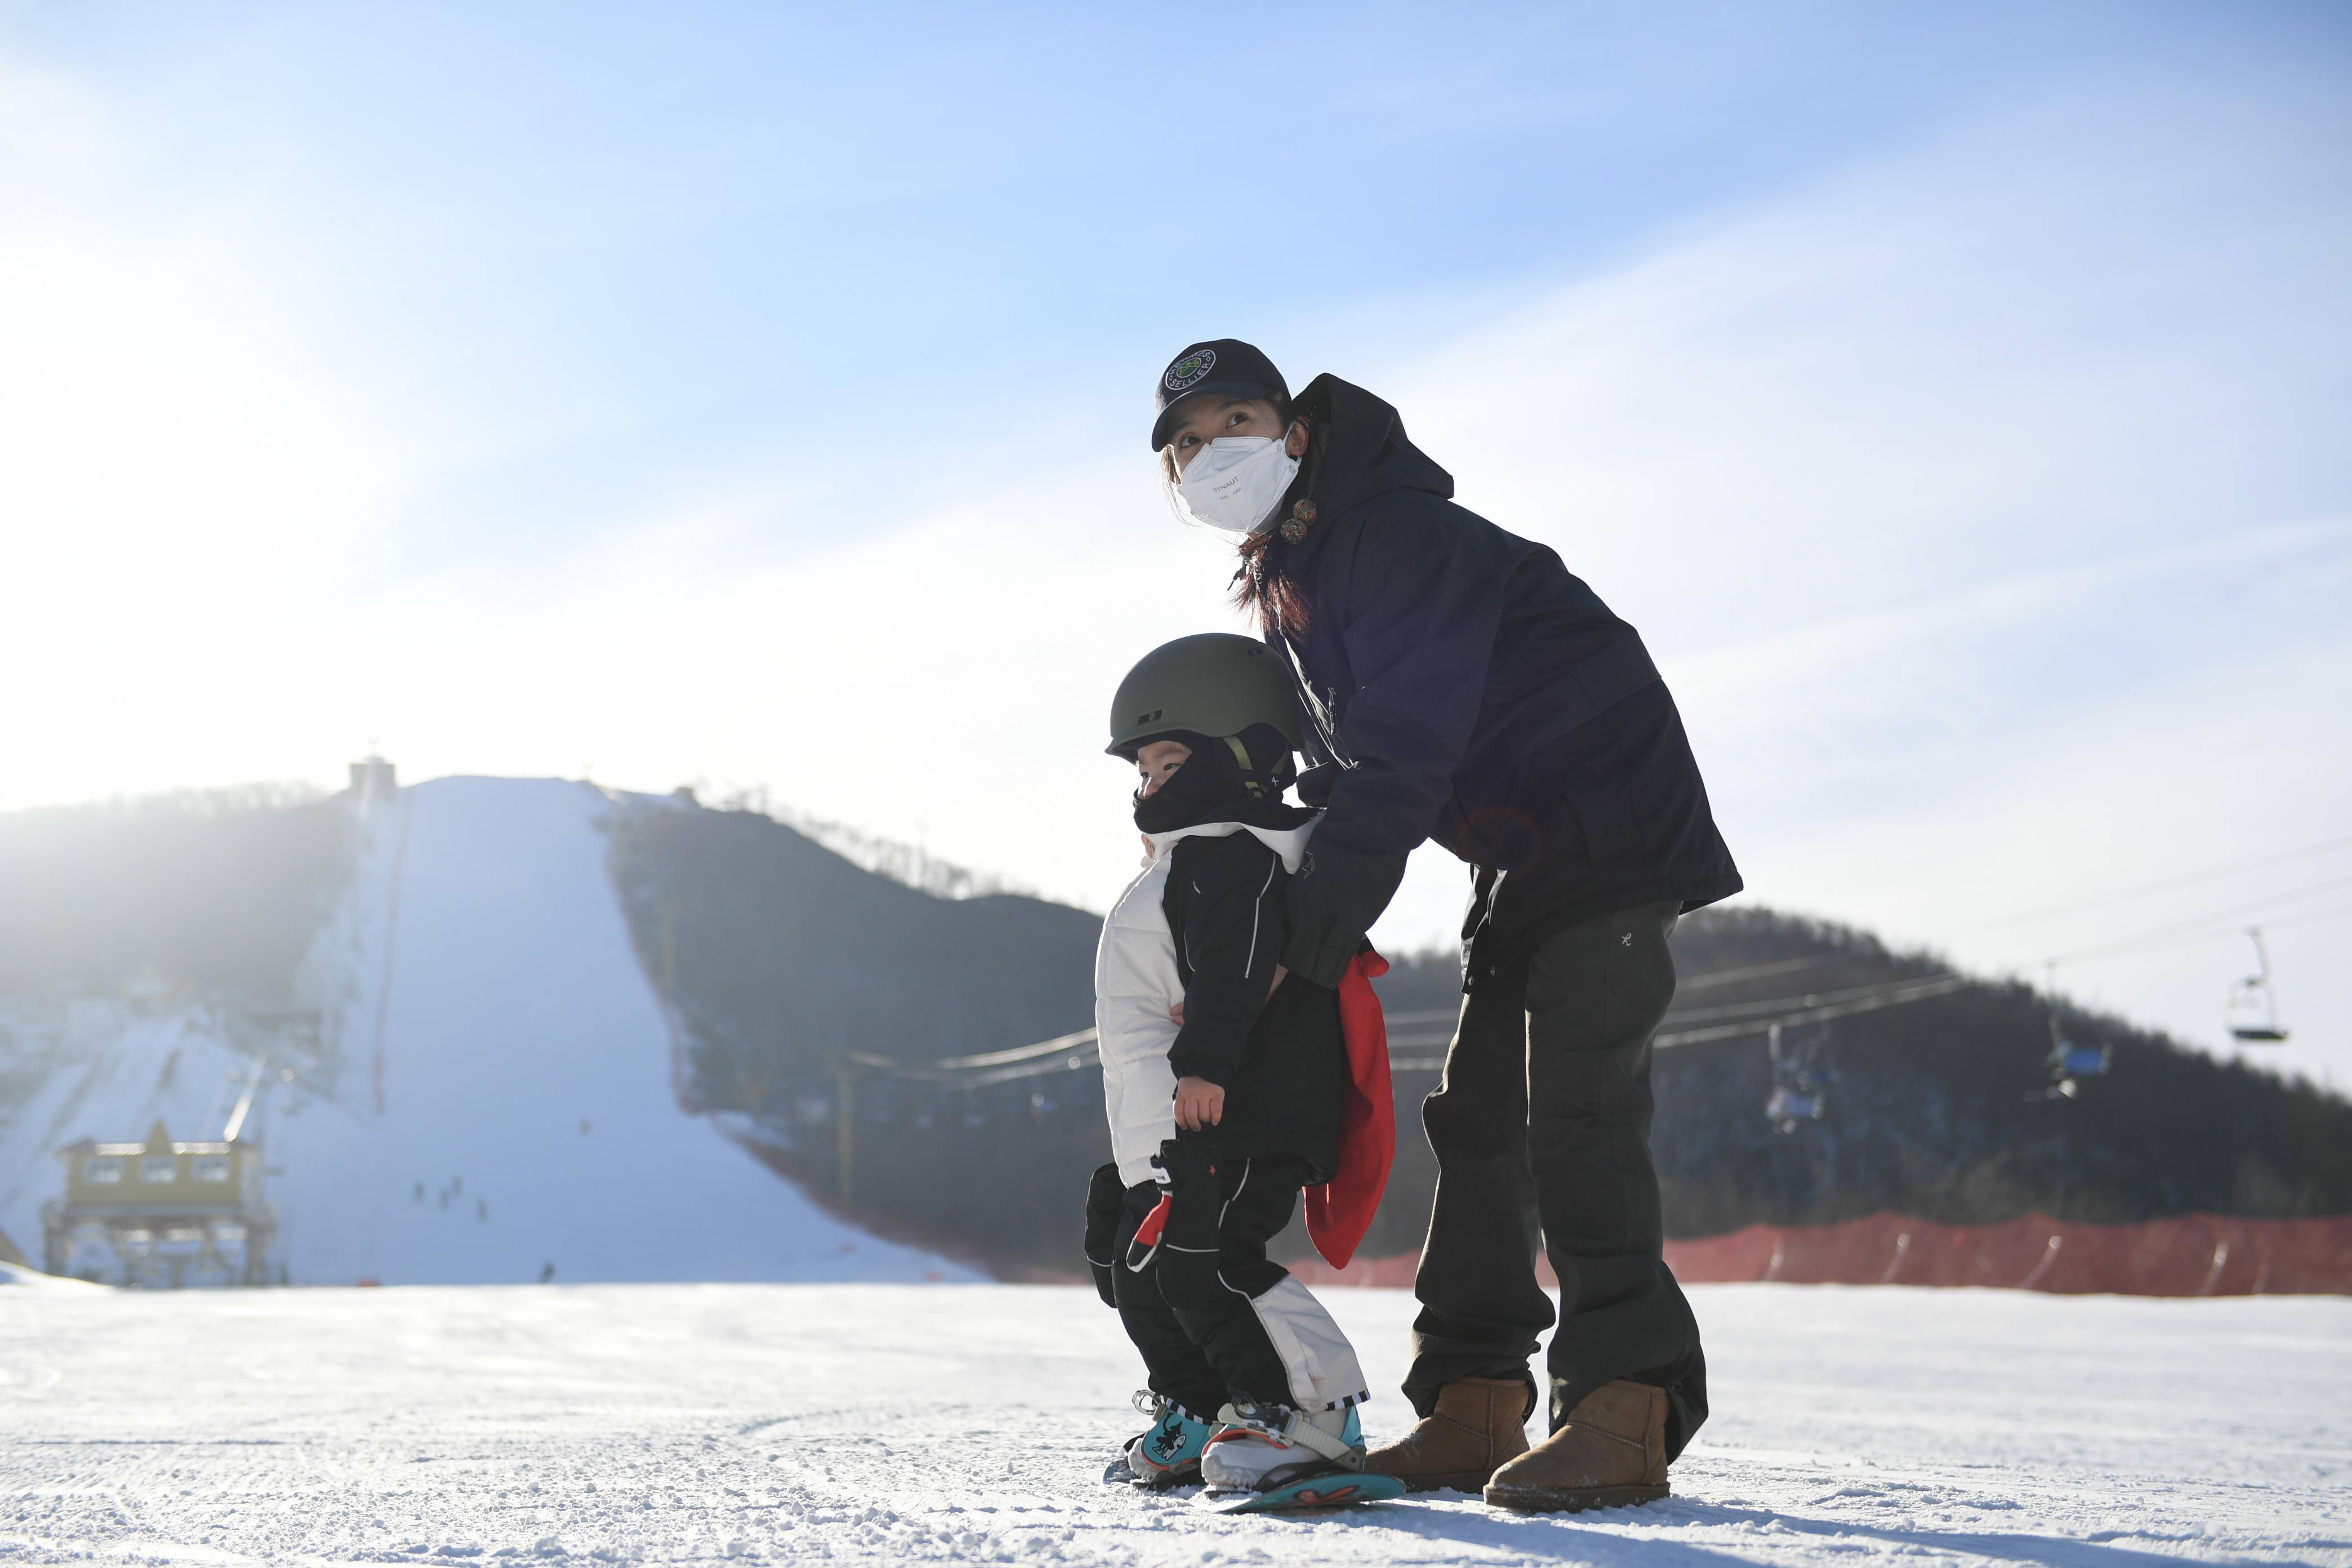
left=1171, top=435, right=1300, bottom=537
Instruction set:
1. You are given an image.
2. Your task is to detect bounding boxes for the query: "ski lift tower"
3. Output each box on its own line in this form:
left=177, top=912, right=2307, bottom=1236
left=349, top=754, right=398, bottom=815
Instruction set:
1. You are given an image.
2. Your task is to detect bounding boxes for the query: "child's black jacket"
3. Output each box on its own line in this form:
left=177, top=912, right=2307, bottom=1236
left=1137, top=737, right=1344, bottom=1183
left=1161, top=831, right=1343, bottom=1181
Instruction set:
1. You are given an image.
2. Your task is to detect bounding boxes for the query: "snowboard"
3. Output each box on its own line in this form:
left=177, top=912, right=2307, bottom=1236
left=1206, top=1469, right=1408, bottom=1514
left=1104, top=1452, right=1201, bottom=1490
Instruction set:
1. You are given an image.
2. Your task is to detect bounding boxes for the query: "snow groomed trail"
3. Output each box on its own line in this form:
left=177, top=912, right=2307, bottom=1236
left=265, top=778, right=964, bottom=1286
left=0, top=778, right=966, bottom=1287
left=3, top=1282, right=2345, bottom=1567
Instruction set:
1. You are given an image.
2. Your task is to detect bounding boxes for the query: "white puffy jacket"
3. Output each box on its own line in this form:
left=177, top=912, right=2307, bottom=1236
left=1093, top=818, right=1315, bottom=1187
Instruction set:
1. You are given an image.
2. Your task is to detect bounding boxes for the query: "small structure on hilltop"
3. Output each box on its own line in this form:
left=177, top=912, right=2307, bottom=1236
left=350, top=754, right=399, bottom=813
left=42, top=1120, right=277, bottom=1288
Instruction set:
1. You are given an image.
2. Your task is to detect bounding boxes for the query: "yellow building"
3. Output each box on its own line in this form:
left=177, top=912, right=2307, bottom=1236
left=42, top=1120, right=276, bottom=1288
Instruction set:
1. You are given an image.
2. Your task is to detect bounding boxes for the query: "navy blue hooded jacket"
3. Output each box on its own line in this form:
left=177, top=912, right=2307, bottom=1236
left=1261, top=375, right=1742, bottom=991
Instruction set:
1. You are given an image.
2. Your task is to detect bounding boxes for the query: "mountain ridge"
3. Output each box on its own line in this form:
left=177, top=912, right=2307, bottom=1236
left=3, top=774, right=2344, bottom=1284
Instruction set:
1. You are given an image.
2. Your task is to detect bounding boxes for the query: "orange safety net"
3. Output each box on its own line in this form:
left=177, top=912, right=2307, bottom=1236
left=1287, top=1211, right=2352, bottom=1297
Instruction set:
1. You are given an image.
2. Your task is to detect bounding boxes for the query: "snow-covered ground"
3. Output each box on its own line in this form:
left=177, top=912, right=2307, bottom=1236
left=0, top=778, right=964, bottom=1285
left=3, top=1281, right=2345, bottom=1567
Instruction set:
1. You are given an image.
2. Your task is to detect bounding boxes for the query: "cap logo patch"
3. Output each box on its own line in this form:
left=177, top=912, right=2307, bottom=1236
left=1163, top=349, right=1217, bottom=393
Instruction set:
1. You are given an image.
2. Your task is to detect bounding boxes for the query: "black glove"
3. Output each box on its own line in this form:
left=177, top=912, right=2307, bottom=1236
left=1148, top=1135, right=1224, bottom=1309
left=1082, top=1162, right=1123, bottom=1309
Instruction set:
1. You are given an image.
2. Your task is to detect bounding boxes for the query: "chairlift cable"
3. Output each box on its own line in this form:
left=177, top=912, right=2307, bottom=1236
left=1384, top=972, right=1958, bottom=1052
left=1677, top=955, right=1854, bottom=991
left=1962, top=832, right=2352, bottom=934
left=1394, top=954, right=1872, bottom=1026
left=1395, top=975, right=1976, bottom=1067
left=2038, top=873, right=2352, bottom=969
left=1655, top=976, right=1972, bottom=1049
left=856, top=974, right=1971, bottom=1081
left=2026, top=905, right=2352, bottom=972
left=2251, top=902, right=2352, bottom=934
left=1658, top=973, right=1962, bottom=1027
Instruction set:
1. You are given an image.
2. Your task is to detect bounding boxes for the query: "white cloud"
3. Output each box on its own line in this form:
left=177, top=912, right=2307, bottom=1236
left=1353, top=79, right=2352, bottom=1078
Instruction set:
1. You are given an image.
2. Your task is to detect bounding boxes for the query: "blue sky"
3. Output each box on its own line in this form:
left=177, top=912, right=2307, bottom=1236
left=2, top=2, right=2347, bottom=1079
left=11, top=1, right=2324, bottom=560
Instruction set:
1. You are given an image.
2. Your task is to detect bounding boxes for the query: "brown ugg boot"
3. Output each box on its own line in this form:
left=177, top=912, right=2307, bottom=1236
left=1482, top=1379, right=1669, bottom=1512
left=1363, top=1377, right=1532, bottom=1493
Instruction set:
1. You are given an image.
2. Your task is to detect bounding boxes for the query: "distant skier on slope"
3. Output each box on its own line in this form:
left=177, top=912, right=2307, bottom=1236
left=1146, top=340, right=1742, bottom=1512
left=1084, top=634, right=1402, bottom=1511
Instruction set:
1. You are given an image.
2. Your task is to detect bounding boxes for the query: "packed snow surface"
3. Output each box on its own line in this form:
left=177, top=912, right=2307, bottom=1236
left=3, top=1282, right=2345, bottom=1566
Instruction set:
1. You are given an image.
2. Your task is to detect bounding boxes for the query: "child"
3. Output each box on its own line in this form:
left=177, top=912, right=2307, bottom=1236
left=1083, top=632, right=1396, bottom=1502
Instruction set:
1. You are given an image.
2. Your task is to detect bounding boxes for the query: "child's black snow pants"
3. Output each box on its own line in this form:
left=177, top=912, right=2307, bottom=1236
left=1085, top=1151, right=1364, bottom=1420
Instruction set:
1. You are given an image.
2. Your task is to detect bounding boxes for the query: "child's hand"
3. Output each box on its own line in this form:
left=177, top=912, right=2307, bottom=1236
left=1172, top=1076, right=1225, bottom=1131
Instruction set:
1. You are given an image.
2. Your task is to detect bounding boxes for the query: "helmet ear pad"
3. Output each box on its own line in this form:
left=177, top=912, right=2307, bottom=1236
left=1231, top=723, right=1300, bottom=796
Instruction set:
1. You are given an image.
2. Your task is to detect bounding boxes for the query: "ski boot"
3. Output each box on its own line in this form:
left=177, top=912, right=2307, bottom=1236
left=1102, top=1391, right=1212, bottom=1489
left=1200, top=1400, right=1407, bottom=1513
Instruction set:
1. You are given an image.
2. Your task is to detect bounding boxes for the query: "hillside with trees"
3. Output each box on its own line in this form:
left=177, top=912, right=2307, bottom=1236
left=0, top=785, right=353, bottom=1003
left=616, top=799, right=2352, bottom=1275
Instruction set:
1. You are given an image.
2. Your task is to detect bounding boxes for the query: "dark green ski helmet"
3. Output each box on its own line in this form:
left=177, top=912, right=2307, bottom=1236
left=1106, top=633, right=1305, bottom=760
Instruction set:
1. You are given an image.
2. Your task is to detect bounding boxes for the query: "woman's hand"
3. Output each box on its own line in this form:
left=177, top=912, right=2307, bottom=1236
left=1173, top=1076, right=1225, bottom=1131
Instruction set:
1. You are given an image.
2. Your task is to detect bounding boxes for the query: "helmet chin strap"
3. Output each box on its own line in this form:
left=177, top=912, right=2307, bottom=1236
left=1223, top=733, right=1300, bottom=800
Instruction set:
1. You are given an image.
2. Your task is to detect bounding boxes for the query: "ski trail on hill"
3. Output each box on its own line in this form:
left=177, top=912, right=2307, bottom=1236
left=0, top=776, right=968, bottom=1285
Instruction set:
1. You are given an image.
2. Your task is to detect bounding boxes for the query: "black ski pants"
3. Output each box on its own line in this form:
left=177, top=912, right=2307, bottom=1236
left=1402, top=899, right=1708, bottom=1458
left=1107, top=1155, right=1311, bottom=1420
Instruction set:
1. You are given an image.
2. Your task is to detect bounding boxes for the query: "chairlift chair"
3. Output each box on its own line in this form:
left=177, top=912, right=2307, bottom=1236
left=2225, top=928, right=2291, bottom=1043
left=1765, top=1085, right=1825, bottom=1133
left=2046, top=1016, right=2111, bottom=1080
left=1763, top=1022, right=1828, bottom=1132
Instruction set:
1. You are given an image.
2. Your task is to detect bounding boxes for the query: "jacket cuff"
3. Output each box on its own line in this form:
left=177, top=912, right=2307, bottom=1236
left=1279, top=923, right=1356, bottom=991
left=1281, top=844, right=1407, bottom=987
left=1166, top=1037, right=1231, bottom=1086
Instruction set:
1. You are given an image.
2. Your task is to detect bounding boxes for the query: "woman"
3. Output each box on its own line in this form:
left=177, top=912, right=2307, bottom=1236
left=1147, top=338, right=1742, bottom=1513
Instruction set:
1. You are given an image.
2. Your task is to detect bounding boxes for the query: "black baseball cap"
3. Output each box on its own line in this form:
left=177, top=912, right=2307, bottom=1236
left=1150, top=339, right=1290, bottom=451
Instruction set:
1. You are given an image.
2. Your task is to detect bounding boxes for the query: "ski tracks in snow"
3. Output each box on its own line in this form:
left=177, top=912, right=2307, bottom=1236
left=1, top=1282, right=2346, bottom=1567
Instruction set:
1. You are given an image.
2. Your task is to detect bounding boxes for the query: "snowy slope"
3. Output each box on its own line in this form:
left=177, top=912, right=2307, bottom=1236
left=1, top=1282, right=2343, bottom=1565
left=0, top=776, right=965, bottom=1285
left=0, top=1259, right=101, bottom=1290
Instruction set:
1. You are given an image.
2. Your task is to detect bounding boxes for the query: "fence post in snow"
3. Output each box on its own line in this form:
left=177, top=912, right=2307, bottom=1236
left=835, top=1063, right=857, bottom=1205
